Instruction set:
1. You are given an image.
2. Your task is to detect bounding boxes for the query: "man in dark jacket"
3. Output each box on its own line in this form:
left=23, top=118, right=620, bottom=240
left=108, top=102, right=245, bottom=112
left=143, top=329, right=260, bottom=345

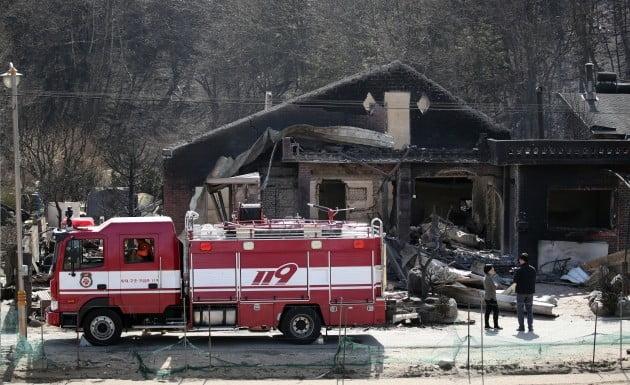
left=513, top=253, right=536, bottom=332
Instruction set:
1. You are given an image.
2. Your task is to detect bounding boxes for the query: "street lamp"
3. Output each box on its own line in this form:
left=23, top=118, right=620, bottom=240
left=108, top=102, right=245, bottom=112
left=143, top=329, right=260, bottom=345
left=1, top=62, right=27, bottom=340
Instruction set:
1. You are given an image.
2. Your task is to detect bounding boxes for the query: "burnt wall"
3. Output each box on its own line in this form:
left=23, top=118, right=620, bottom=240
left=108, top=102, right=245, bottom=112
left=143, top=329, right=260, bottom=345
left=163, top=104, right=371, bottom=231
left=514, top=165, right=630, bottom=267
left=619, top=182, right=630, bottom=252
left=409, top=163, right=504, bottom=248
left=164, top=62, right=510, bottom=230
left=307, top=163, right=386, bottom=222
left=260, top=164, right=298, bottom=219
left=471, top=175, right=503, bottom=249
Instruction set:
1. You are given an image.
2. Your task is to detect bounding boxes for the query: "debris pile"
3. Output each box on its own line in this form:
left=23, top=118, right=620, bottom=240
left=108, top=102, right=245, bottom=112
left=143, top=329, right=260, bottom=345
left=387, top=215, right=559, bottom=318
left=582, top=250, right=630, bottom=317
left=409, top=216, right=514, bottom=274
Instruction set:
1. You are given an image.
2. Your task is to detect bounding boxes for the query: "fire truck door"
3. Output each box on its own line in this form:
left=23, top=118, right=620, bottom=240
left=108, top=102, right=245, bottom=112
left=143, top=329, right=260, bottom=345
left=114, top=236, right=161, bottom=314
left=190, top=250, right=238, bottom=302
left=59, top=237, right=108, bottom=307
left=330, top=249, right=375, bottom=303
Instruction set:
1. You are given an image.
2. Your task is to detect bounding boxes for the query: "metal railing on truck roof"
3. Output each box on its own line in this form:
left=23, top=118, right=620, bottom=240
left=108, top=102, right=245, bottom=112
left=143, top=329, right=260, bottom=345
left=185, top=212, right=384, bottom=241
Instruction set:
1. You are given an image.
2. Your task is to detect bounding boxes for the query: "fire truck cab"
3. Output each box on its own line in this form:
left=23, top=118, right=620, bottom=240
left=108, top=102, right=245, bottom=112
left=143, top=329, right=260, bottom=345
left=46, top=210, right=387, bottom=346
left=46, top=216, right=183, bottom=344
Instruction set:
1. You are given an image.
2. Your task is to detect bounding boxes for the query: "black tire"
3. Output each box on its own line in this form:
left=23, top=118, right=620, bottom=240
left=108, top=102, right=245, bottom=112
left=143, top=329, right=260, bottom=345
left=82, top=308, right=123, bottom=346
left=280, top=307, right=321, bottom=344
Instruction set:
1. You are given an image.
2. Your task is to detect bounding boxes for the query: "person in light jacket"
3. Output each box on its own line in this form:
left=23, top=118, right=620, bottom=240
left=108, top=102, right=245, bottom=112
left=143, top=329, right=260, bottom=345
left=483, top=264, right=502, bottom=330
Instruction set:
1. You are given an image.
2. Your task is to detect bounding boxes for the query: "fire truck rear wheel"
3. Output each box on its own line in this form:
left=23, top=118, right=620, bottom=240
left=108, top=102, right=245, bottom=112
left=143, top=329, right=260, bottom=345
left=281, top=307, right=321, bottom=344
left=82, top=308, right=123, bottom=346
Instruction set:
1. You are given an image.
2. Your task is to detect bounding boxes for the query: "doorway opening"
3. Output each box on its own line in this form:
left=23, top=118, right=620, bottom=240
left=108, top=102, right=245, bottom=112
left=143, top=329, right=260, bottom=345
left=412, top=177, right=473, bottom=226
left=317, top=180, right=347, bottom=220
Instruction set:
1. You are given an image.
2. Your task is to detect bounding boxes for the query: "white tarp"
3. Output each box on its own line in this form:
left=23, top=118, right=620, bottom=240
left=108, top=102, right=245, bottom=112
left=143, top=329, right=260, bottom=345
left=561, top=266, right=591, bottom=284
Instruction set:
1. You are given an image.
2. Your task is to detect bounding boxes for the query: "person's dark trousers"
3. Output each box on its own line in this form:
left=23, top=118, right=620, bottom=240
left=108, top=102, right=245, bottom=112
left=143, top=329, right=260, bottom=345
left=484, top=299, right=499, bottom=328
left=516, top=293, right=534, bottom=330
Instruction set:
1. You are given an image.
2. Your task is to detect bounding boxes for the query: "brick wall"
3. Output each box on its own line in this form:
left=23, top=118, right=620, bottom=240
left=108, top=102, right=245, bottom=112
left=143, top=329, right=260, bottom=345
left=615, top=183, right=630, bottom=252
left=163, top=172, right=193, bottom=234
left=260, top=164, right=298, bottom=219
left=297, top=163, right=313, bottom=218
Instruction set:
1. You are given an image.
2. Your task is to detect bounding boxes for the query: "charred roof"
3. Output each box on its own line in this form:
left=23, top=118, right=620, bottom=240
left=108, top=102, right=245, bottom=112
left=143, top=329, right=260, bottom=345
left=164, top=61, right=509, bottom=186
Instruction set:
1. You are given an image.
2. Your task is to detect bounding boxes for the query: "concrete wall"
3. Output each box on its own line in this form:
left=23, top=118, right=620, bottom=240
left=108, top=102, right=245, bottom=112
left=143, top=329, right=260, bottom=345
left=537, top=240, right=609, bottom=273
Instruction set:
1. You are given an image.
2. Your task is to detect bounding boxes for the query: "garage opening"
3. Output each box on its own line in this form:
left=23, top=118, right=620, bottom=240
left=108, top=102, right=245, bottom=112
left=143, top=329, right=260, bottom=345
left=317, top=180, right=347, bottom=220
left=412, top=178, right=473, bottom=227
left=547, top=189, right=613, bottom=229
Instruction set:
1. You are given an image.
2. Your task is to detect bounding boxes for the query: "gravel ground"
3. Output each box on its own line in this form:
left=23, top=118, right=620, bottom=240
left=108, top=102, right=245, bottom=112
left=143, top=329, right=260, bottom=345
left=3, top=282, right=629, bottom=383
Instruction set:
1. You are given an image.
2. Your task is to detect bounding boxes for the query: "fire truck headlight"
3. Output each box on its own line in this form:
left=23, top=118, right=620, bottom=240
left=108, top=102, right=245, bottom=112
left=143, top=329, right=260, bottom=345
left=51, top=300, right=58, bottom=311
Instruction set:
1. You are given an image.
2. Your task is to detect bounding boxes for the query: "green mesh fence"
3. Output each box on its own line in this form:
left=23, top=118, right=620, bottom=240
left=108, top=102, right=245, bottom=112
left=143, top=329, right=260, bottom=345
left=1, top=302, right=630, bottom=381
left=1, top=302, right=58, bottom=383
left=126, top=334, right=382, bottom=380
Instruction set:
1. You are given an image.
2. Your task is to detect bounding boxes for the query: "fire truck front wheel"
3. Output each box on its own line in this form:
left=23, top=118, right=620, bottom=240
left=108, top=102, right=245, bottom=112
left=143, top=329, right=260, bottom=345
left=82, top=309, right=123, bottom=346
left=280, top=307, right=321, bottom=344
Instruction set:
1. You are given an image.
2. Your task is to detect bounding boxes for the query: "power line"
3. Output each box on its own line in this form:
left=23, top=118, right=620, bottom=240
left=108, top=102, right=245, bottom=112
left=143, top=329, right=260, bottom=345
left=2, top=90, right=630, bottom=115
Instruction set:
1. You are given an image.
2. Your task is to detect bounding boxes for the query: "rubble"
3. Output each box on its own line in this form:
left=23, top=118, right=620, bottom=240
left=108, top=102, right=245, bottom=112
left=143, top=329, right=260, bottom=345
left=433, top=282, right=557, bottom=316
left=583, top=249, right=629, bottom=273
left=396, top=215, right=564, bottom=319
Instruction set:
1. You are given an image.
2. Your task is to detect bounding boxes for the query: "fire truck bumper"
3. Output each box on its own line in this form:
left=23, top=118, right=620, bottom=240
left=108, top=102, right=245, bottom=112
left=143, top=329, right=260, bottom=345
left=45, top=310, right=61, bottom=326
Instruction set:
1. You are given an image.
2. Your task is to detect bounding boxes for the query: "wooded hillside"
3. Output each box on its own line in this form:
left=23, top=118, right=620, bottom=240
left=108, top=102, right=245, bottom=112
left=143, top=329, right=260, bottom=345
left=0, top=0, right=628, bottom=211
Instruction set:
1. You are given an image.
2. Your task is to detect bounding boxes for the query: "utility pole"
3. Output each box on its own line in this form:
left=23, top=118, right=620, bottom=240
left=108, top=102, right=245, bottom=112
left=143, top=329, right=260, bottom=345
left=536, top=86, right=544, bottom=139
left=1, top=63, right=27, bottom=340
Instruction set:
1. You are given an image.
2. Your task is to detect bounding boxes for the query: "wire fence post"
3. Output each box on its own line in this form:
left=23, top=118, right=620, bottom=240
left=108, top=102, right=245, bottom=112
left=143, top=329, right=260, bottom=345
left=75, top=325, right=80, bottom=370
left=208, top=306, right=212, bottom=369
left=480, top=296, right=484, bottom=381
left=183, top=296, right=188, bottom=373
left=592, top=305, right=598, bottom=371
left=619, top=293, right=623, bottom=369
left=467, top=304, right=470, bottom=372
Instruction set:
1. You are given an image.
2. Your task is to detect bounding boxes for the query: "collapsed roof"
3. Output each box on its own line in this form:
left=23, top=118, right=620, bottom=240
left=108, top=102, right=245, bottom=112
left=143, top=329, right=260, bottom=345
left=164, top=60, right=509, bottom=188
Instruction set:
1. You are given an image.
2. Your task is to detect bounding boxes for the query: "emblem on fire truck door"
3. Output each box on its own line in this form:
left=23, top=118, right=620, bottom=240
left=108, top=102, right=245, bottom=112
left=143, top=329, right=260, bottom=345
left=79, top=272, right=93, bottom=288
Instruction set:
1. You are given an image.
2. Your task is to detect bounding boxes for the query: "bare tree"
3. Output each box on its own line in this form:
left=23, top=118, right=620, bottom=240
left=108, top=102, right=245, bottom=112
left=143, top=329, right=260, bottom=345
left=20, top=120, right=99, bottom=224
left=99, top=100, right=163, bottom=216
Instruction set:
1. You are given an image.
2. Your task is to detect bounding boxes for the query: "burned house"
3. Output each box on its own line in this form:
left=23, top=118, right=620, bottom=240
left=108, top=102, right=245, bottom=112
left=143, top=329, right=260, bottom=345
left=515, top=63, right=630, bottom=272
left=163, top=61, right=630, bottom=269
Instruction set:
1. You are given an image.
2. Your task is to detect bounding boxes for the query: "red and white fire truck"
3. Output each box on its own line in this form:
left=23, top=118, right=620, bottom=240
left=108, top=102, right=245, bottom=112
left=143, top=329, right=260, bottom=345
left=45, top=207, right=390, bottom=345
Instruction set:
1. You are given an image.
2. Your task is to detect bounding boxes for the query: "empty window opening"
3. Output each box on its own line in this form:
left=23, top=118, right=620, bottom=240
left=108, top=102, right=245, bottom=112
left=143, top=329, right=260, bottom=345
left=317, top=180, right=347, bottom=220
left=413, top=178, right=473, bottom=226
left=547, top=189, right=612, bottom=229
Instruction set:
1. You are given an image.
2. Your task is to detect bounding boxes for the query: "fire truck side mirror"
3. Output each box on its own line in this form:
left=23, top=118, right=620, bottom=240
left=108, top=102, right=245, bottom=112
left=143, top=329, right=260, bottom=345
left=67, top=239, right=80, bottom=276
